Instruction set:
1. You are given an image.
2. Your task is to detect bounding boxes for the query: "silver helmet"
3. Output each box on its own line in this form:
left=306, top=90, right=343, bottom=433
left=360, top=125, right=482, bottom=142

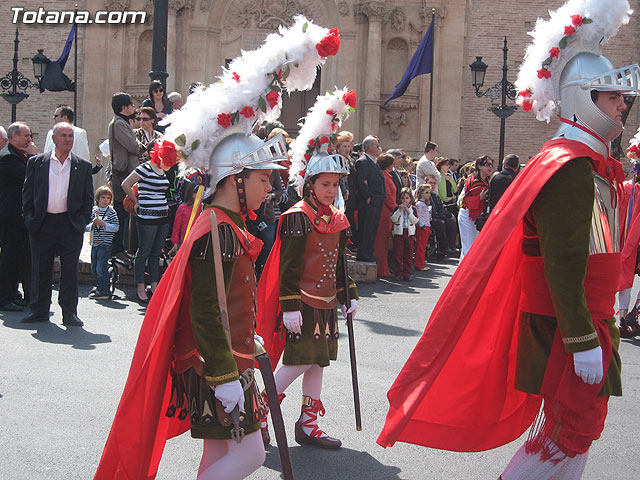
left=557, top=52, right=640, bottom=152
left=305, top=151, right=350, bottom=178
left=208, top=132, right=287, bottom=187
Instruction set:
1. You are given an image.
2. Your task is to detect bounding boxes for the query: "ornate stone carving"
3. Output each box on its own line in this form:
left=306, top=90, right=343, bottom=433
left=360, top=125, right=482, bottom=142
left=362, top=2, right=386, bottom=21
left=225, top=0, right=324, bottom=30
left=388, top=7, right=406, bottom=32
left=353, top=4, right=367, bottom=24
left=420, top=6, right=447, bottom=26
left=104, top=0, right=131, bottom=9
left=200, top=0, right=212, bottom=10
left=337, top=1, right=350, bottom=17
left=169, top=0, right=194, bottom=13
left=387, top=37, right=407, bottom=51
left=383, top=110, right=406, bottom=140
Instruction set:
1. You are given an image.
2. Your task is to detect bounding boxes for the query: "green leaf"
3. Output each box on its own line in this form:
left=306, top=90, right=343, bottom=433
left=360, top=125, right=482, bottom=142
left=258, top=96, right=267, bottom=113
left=302, top=22, right=308, bottom=33
left=282, top=65, right=290, bottom=80
left=270, top=84, right=281, bottom=92
left=558, top=36, right=568, bottom=49
left=582, top=18, right=593, bottom=24
left=174, top=134, right=186, bottom=147
left=542, top=57, right=552, bottom=67
left=348, top=107, right=356, bottom=113
left=191, top=139, right=200, bottom=151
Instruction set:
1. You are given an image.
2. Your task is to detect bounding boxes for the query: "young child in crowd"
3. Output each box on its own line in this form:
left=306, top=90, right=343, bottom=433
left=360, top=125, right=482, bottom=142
left=170, top=182, right=203, bottom=254
left=391, top=187, right=419, bottom=281
left=86, top=186, right=119, bottom=299
left=414, top=184, right=432, bottom=271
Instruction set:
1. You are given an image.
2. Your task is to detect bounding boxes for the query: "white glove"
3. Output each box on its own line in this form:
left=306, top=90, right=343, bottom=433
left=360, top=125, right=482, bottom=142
left=254, top=333, right=264, bottom=346
left=573, top=346, right=603, bottom=385
left=213, top=380, right=245, bottom=413
left=282, top=311, right=303, bottom=334
left=341, top=299, right=358, bottom=318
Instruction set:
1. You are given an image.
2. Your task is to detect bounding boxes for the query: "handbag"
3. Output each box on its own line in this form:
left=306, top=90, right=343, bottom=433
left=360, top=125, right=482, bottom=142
left=474, top=208, right=490, bottom=231
left=123, top=183, right=139, bottom=216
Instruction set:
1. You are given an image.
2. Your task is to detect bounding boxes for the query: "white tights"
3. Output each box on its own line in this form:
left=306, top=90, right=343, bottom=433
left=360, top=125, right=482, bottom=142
left=197, top=430, right=265, bottom=480
left=618, top=288, right=640, bottom=312
left=274, top=364, right=324, bottom=398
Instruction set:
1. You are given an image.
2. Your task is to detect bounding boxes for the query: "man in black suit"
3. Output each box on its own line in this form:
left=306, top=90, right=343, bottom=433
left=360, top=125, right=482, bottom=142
left=488, top=154, right=520, bottom=212
left=0, top=122, right=32, bottom=311
left=355, top=135, right=385, bottom=262
left=22, top=123, right=93, bottom=326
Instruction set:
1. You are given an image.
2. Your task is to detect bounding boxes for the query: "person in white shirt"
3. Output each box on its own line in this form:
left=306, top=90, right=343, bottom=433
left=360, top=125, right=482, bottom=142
left=415, top=141, right=441, bottom=186
left=43, top=105, right=90, bottom=163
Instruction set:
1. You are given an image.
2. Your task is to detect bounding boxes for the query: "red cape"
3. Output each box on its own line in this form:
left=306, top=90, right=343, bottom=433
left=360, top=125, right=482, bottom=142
left=376, top=138, right=623, bottom=451
left=619, top=180, right=640, bottom=290
left=94, top=208, right=255, bottom=480
left=256, top=200, right=350, bottom=369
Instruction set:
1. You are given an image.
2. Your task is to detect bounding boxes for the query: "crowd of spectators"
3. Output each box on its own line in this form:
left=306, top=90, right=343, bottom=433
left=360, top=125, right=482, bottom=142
left=0, top=78, right=524, bottom=319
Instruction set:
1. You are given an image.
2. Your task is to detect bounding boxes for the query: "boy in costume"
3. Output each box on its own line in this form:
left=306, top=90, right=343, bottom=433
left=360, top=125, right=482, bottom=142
left=377, top=1, right=640, bottom=479
left=93, top=16, right=342, bottom=480
left=257, top=88, right=359, bottom=449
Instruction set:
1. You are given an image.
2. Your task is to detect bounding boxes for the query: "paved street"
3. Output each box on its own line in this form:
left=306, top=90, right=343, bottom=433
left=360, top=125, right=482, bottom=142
left=1, top=258, right=639, bottom=480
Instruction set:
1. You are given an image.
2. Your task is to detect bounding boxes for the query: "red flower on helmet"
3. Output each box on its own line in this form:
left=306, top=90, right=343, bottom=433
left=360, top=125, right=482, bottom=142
left=571, top=15, right=583, bottom=27
left=549, top=47, right=560, bottom=59
left=522, top=100, right=533, bottom=112
left=266, top=90, right=279, bottom=109
left=308, top=138, right=317, bottom=148
left=564, top=25, right=576, bottom=36
left=326, top=109, right=335, bottom=116
left=332, top=121, right=339, bottom=132
left=217, top=113, right=233, bottom=128
left=319, top=136, right=330, bottom=144
left=518, top=89, right=532, bottom=98
left=304, top=154, right=312, bottom=161
left=240, top=106, right=254, bottom=118
left=232, top=72, right=240, bottom=83
left=537, top=68, right=551, bottom=79
left=630, top=144, right=639, bottom=153
left=316, top=28, right=340, bottom=57
left=342, top=89, right=357, bottom=108
left=150, top=141, right=178, bottom=168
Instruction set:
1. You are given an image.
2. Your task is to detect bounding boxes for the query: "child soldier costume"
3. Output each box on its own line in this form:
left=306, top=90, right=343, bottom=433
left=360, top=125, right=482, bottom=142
left=257, top=88, right=359, bottom=448
left=93, top=16, right=342, bottom=480
left=377, top=1, right=640, bottom=479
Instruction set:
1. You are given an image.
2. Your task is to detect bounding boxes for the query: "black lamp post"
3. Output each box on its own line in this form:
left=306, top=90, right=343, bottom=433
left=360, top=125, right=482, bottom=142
left=0, top=29, right=48, bottom=123
left=470, top=37, right=517, bottom=169
left=149, top=0, right=169, bottom=85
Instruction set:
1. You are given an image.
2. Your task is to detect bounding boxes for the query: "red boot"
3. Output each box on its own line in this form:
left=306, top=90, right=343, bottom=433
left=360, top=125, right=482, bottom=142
left=259, top=391, right=285, bottom=445
left=294, top=395, right=341, bottom=449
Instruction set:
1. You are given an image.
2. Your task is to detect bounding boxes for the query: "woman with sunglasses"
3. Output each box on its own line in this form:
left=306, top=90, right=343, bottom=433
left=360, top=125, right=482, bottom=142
left=458, top=155, right=493, bottom=261
left=134, top=107, right=162, bottom=164
left=140, top=80, right=173, bottom=133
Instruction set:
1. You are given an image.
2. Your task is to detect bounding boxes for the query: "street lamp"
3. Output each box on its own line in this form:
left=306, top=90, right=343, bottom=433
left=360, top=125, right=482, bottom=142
left=0, top=29, right=46, bottom=123
left=32, top=49, right=50, bottom=87
left=469, top=37, right=518, bottom=169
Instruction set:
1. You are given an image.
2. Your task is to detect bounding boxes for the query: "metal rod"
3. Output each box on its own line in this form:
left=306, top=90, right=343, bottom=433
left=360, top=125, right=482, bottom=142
left=74, top=5, right=78, bottom=125
left=149, top=0, right=169, bottom=85
left=428, top=8, right=435, bottom=141
left=11, top=29, right=19, bottom=123
left=342, top=252, right=362, bottom=431
left=498, top=37, right=508, bottom=169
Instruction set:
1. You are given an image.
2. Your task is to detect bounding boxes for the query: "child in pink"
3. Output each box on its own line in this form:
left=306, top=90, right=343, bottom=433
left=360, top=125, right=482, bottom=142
left=414, top=184, right=432, bottom=271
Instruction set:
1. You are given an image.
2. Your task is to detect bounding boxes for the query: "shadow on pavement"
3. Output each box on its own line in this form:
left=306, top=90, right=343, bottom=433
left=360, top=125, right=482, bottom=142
left=354, top=317, right=422, bottom=337
left=262, top=445, right=402, bottom=479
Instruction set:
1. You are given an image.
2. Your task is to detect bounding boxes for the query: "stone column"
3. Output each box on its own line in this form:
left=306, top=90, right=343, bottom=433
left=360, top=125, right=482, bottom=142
left=167, top=3, right=179, bottom=92
left=363, top=2, right=385, bottom=136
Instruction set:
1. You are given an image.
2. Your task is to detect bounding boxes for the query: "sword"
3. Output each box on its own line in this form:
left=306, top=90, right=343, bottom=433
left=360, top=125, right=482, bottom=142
left=341, top=251, right=362, bottom=431
left=209, top=209, right=244, bottom=443
left=255, top=341, right=294, bottom=480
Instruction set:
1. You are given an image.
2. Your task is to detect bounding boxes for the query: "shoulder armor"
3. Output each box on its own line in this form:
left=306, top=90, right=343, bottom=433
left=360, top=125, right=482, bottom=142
left=280, top=211, right=312, bottom=237
left=189, top=224, right=242, bottom=262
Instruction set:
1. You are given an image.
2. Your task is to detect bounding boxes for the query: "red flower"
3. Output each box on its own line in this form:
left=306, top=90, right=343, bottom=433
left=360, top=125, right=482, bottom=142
left=571, top=15, right=583, bottom=26
left=326, top=109, right=335, bottom=116
left=564, top=25, right=576, bottom=36
left=277, top=69, right=284, bottom=80
left=308, top=138, right=317, bottom=148
left=342, top=89, right=357, bottom=108
left=266, top=90, right=279, bottom=109
left=316, top=27, right=340, bottom=57
left=319, top=136, right=330, bottom=144
left=331, top=121, right=339, bottom=132
left=630, top=144, right=639, bottom=153
left=239, top=106, right=254, bottom=118
left=150, top=141, right=178, bottom=168
left=537, top=68, right=551, bottom=79
left=304, top=154, right=312, bottom=161
left=549, top=47, right=560, bottom=59
left=217, top=113, right=233, bottom=128
left=232, top=72, right=240, bottom=83
left=299, top=170, right=306, bottom=178
left=518, top=89, right=532, bottom=98
left=522, top=100, right=533, bottom=112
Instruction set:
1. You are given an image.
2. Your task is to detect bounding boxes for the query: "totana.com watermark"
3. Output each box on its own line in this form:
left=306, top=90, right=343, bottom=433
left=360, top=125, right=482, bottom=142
left=11, top=7, right=147, bottom=24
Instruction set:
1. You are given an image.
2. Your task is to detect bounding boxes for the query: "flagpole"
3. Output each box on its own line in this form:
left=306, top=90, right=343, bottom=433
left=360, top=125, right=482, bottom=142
left=428, top=8, right=435, bottom=141
left=74, top=4, right=78, bottom=125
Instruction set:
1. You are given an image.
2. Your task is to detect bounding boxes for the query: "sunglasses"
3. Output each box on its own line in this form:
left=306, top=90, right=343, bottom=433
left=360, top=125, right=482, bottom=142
left=136, top=117, right=152, bottom=121
left=153, top=88, right=164, bottom=93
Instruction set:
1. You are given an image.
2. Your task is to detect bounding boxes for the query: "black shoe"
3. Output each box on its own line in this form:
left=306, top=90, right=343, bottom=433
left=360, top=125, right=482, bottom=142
left=13, top=296, right=29, bottom=307
left=62, top=313, right=84, bottom=327
left=21, top=313, right=48, bottom=323
left=0, top=302, right=25, bottom=312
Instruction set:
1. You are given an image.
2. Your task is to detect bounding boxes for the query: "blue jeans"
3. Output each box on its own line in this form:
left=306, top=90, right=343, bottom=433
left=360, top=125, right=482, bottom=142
left=134, top=221, right=170, bottom=284
left=91, top=243, right=111, bottom=295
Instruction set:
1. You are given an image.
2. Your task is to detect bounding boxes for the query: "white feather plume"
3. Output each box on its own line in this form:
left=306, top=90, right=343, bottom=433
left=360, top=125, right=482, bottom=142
left=289, top=87, right=356, bottom=193
left=515, top=0, right=632, bottom=122
left=161, top=16, right=337, bottom=169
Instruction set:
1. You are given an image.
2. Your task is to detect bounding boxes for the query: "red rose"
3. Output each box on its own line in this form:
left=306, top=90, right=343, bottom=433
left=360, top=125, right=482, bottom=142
left=299, top=170, right=306, bottom=178
left=240, top=106, right=254, bottom=118
left=266, top=90, right=279, bottom=109
left=217, top=113, right=233, bottom=128
left=518, top=89, right=531, bottom=98
left=522, top=100, right=533, bottom=112
left=277, top=69, right=284, bottom=80
left=308, top=138, right=317, bottom=148
left=304, top=154, right=312, bottom=161
left=316, top=27, right=340, bottom=57
left=342, top=89, right=357, bottom=108
left=571, top=15, right=583, bottom=26
left=537, top=68, right=551, bottom=79
left=549, top=47, right=560, bottom=59
left=232, top=72, right=240, bottom=83
left=564, top=25, right=576, bottom=36
left=326, top=109, right=335, bottom=116
left=630, top=144, right=639, bottom=153
left=150, top=141, right=178, bottom=168
left=319, top=136, right=330, bottom=144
